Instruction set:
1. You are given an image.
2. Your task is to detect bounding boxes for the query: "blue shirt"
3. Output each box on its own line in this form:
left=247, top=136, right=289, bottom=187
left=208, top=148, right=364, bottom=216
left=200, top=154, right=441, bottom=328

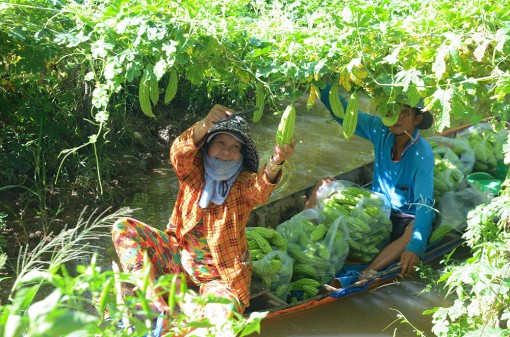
left=320, top=85, right=435, bottom=258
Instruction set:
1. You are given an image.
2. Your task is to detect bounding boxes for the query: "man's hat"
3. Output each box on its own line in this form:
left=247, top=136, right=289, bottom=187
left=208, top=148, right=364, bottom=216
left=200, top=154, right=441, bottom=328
left=397, top=96, right=433, bottom=129
left=206, top=116, right=259, bottom=172
left=413, top=99, right=433, bottom=129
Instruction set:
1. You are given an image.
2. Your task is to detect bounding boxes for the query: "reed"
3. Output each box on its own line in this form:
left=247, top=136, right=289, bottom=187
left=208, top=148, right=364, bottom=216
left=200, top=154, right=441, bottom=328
left=10, top=207, right=132, bottom=296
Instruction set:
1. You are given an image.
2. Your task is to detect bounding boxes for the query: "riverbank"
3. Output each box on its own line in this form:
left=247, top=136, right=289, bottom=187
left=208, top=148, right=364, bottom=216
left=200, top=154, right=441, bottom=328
left=0, top=109, right=200, bottom=264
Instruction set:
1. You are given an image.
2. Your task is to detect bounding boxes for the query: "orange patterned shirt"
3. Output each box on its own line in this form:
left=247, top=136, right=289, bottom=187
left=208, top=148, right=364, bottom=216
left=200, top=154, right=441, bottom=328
left=166, top=122, right=278, bottom=308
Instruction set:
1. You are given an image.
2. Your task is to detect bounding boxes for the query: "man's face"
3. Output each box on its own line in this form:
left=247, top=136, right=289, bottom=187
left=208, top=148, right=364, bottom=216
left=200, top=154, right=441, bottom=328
left=389, top=105, right=423, bottom=135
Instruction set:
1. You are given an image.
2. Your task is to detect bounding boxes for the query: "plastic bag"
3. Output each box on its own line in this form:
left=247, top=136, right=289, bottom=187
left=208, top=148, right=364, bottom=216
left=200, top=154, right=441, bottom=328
left=275, top=208, right=320, bottom=244
left=313, top=180, right=392, bottom=264
left=429, top=187, right=486, bottom=243
left=315, top=180, right=391, bottom=217
left=456, top=123, right=508, bottom=177
left=347, top=197, right=392, bottom=263
left=252, top=250, right=293, bottom=301
left=432, top=146, right=468, bottom=202
left=321, top=219, right=350, bottom=275
left=428, top=135, right=475, bottom=175
left=276, top=208, right=349, bottom=284
left=434, top=162, right=465, bottom=197
left=314, top=180, right=358, bottom=205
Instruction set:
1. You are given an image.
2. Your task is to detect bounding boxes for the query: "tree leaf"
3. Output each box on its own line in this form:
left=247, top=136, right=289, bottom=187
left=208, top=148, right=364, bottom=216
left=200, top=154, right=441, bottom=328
left=405, top=85, right=420, bottom=108
left=47, top=311, right=99, bottom=336
left=473, top=40, right=490, bottom=62
left=384, top=46, right=401, bottom=65
left=432, top=48, right=447, bottom=80
left=4, top=314, right=24, bottom=337
left=495, top=27, right=510, bottom=52
left=430, top=87, right=453, bottom=131
left=27, top=289, right=61, bottom=320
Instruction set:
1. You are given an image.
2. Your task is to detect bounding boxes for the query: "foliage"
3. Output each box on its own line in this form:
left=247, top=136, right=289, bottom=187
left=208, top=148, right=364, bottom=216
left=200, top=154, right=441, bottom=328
left=384, top=308, right=427, bottom=337
left=421, top=132, right=510, bottom=336
left=425, top=193, right=510, bottom=337
left=1, top=259, right=266, bottom=337
left=8, top=207, right=127, bottom=293
left=0, top=212, right=7, bottom=273
left=2, top=0, right=510, bottom=131
left=1, top=1, right=510, bottom=335
left=0, top=207, right=266, bottom=336
left=50, top=0, right=510, bottom=128
left=2, top=0, right=510, bottom=198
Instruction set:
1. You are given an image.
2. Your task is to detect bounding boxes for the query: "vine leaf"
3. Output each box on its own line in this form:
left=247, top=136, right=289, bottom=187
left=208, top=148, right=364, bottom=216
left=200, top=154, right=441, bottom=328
left=430, top=87, right=453, bottom=131
left=432, top=49, right=447, bottom=80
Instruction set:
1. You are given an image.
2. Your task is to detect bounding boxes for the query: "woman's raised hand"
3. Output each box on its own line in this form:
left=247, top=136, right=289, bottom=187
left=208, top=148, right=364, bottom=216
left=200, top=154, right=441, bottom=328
left=272, top=139, right=296, bottom=164
left=265, top=139, right=296, bottom=183
left=193, top=104, right=233, bottom=143
left=202, top=104, right=233, bottom=129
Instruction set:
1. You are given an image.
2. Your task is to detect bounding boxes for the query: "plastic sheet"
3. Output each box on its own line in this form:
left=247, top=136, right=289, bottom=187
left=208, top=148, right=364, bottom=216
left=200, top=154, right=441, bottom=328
left=430, top=187, right=486, bottom=243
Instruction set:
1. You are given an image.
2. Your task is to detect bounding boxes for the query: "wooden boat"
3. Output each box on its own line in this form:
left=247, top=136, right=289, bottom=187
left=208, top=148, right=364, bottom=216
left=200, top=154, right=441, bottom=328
left=244, top=123, right=478, bottom=319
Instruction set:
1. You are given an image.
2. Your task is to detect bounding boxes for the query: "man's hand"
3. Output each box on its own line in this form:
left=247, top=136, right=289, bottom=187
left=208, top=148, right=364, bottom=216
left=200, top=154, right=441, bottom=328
left=399, top=250, right=420, bottom=276
left=303, top=177, right=336, bottom=209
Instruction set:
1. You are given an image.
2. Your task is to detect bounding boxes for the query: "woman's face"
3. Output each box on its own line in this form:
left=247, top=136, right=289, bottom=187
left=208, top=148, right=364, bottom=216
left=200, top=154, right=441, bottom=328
left=207, top=133, right=243, bottom=161
left=389, top=105, right=423, bottom=135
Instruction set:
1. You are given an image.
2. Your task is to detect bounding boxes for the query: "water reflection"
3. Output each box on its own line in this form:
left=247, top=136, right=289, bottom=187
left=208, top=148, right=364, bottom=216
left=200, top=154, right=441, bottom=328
left=128, top=166, right=178, bottom=230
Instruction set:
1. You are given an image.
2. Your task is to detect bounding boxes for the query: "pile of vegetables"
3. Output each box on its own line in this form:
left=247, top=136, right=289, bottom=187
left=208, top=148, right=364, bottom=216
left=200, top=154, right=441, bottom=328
left=417, top=125, right=508, bottom=202
left=276, top=210, right=350, bottom=301
left=429, top=125, right=508, bottom=202
left=247, top=214, right=350, bottom=302
left=319, top=186, right=392, bottom=263
left=425, top=124, right=507, bottom=242
left=248, top=183, right=393, bottom=302
left=428, top=135, right=475, bottom=202
left=431, top=146, right=466, bottom=201
left=456, top=125, right=508, bottom=179
left=247, top=227, right=293, bottom=300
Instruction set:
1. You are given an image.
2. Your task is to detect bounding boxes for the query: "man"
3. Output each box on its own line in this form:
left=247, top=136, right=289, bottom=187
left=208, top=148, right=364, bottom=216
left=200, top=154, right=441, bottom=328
left=318, top=85, right=435, bottom=278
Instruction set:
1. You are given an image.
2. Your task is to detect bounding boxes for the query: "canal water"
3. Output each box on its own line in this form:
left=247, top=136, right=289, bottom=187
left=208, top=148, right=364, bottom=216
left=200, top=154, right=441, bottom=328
left=107, top=95, right=458, bottom=336
left=256, top=246, right=472, bottom=337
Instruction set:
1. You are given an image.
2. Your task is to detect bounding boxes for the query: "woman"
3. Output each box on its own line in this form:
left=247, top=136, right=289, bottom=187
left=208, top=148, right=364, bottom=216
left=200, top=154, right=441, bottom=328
left=112, top=104, right=296, bottom=323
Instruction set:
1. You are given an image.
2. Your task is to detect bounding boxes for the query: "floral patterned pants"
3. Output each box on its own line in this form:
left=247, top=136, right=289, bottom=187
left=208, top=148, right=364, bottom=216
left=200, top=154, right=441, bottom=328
left=111, top=217, right=243, bottom=314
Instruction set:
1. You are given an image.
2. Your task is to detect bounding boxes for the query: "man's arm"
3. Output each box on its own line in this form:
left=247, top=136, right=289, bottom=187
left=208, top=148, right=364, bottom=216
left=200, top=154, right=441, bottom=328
left=405, top=148, right=436, bottom=258
left=320, top=84, right=348, bottom=125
